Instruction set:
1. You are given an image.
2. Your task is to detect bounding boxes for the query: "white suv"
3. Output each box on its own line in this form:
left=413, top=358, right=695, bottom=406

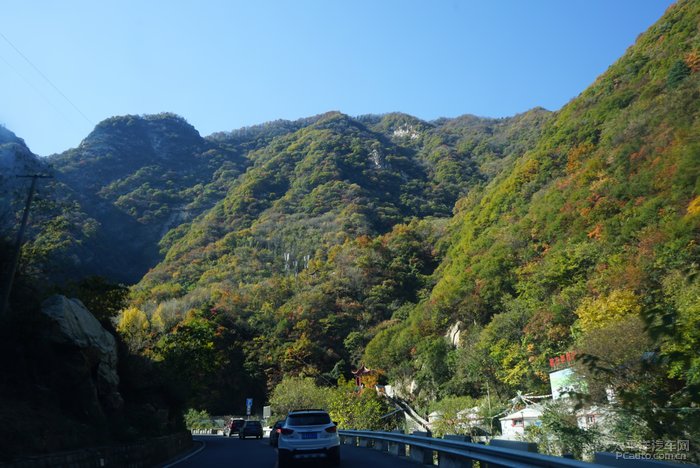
left=277, top=409, right=340, bottom=467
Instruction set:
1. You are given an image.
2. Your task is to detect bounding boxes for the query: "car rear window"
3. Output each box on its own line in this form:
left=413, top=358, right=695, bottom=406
left=287, top=413, right=331, bottom=426
left=246, top=421, right=261, bottom=426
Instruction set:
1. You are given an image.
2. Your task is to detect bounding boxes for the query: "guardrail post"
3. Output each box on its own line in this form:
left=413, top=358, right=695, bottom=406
left=358, top=435, right=372, bottom=448
left=439, top=435, right=472, bottom=468
left=410, top=431, right=433, bottom=465
left=388, top=430, right=406, bottom=457
left=373, top=435, right=388, bottom=452
left=340, top=434, right=356, bottom=446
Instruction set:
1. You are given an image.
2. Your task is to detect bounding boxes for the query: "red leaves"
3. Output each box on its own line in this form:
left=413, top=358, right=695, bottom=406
left=587, top=223, right=603, bottom=240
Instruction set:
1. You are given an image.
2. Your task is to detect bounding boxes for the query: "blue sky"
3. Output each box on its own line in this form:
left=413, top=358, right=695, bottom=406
left=1, top=1, right=674, bottom=156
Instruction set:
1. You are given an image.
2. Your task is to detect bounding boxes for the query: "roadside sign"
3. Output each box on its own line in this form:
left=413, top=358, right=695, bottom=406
left=246, top=398, right=253, bottom=416
left=263, top=405, right=271, bottom=419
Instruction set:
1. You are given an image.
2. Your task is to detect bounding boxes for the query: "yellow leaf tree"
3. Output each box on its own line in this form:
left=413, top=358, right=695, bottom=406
left=117, top=306, right=151, bottom=352
left=574, top=289, right=641, bottom=334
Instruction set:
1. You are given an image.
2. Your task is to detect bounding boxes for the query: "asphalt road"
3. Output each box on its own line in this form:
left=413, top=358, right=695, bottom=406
left=165, top=435, right=423, bottom=468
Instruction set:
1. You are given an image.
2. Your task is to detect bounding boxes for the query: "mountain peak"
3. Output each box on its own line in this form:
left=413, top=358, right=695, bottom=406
left=0, top=125, right=27, bottom=148
left=85, top=113, right=200, bottom=146
left=311, top=110, right=352, bottom=125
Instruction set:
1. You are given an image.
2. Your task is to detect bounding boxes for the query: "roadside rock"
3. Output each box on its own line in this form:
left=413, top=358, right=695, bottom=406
left=41, top=295, right=123, bottom=414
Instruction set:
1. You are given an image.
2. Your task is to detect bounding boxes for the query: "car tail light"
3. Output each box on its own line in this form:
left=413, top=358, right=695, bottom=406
left=280, top=428, right=294, bottom=435
left=325, top=425, right=337, bottom=433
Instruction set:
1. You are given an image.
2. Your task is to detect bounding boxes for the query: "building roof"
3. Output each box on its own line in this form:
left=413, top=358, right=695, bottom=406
left=500, top=405, right=544, bottom=421
left=352, top=365, right=371, bottom=375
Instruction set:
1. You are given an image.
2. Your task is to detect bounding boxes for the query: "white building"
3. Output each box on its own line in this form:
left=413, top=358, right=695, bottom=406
left=498, top=405, right=544, bottom=440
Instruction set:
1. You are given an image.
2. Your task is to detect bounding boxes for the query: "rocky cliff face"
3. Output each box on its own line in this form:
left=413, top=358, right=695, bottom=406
left=0, top=290, right=181, bottom=461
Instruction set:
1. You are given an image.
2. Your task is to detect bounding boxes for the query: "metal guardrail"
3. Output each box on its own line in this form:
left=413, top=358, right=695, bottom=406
left=339, top=430, right=603, bottom=468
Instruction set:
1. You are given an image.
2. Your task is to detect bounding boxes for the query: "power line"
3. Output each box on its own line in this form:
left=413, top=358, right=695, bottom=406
left=0, top=30, right=93, bottom=126
left=0, top=51, right=76, bottom=125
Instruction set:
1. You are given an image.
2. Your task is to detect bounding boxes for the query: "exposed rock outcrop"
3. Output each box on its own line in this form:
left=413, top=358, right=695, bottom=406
left=445, top=321, right=462, bottom=347
left=40, top=295, right=123, bottom=416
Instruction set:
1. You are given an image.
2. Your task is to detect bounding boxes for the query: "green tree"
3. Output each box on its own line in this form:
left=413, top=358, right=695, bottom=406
left=428, top=395, right=478, bottom=437
left=184, top=408, right=213, bottom=430
left=667, top=59, right=690, bottom=87
left=269, top=376, right=330, bottom=419
left=327, top=379, right=393, bottom=430
left=660, top=270, right=700, bottom=386
left=154, top=310, right=229, bottom=409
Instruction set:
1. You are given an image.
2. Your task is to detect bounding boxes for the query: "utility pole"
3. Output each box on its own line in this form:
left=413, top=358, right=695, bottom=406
left=486, top=380, right=493, bottom=437
left=0, top=174, right=52, bottom=317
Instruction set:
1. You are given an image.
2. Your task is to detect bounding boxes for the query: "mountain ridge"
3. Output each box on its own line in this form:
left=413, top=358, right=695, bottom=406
left=3, top=106, right=550, bottom=285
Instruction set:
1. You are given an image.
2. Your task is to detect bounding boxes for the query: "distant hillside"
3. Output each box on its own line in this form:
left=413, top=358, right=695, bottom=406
left=133, top=109, right=550, bottom=299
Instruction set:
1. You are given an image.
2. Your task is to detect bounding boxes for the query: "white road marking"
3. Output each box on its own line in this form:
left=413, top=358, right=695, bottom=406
left=161, top=440, right=206, bottom=467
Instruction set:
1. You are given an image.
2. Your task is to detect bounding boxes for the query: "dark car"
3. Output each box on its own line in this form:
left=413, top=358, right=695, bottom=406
left=269, top=419, right=285, bottom=447
left=239, top=420, right=263, bottom=439
left=223, top=418, right=245, bottom=437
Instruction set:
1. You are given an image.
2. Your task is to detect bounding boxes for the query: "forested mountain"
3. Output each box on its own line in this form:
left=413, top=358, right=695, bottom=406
left=8, top=109, right=549, bottom=285
left=1, top=0, right=698, bottom=453
left=120, top=109, right=550, bottom=411
left=364, top=0, right=700, bottom=444
left=47, top=113, right=250, bottom=282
